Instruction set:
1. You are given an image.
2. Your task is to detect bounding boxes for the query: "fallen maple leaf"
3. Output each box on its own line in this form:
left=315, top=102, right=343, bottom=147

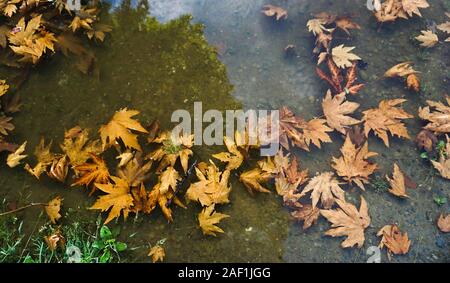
left=418, top=97, right=450, bottom=134
left=335, top=16, right=361, bottom=35
left=320, top=196, right=370, bottom=248
left=24, top=138, right=61, bottom=179
left=239, top=158, right=275, bottom=194
left=322, top=91, right=361, bottom=134
left=299, top=172, right=345, bottom=209
left=99, top=108, right=148, bottom=151
left=213, top=135, right=244, bottom=170
left=261, top=5, right=287, bottom=21
left=415, top=30, right=438, bottom=48
left=0, top=79, right=9, bottom=97
left=147, top=130, right=193, bottom=173
left=386, top=163, right=410, bottom=198
left=384, top=62, right=419, bottom=78
left=90, top=176, right=134, bottom=224
left=198, top=204, right=230, bottom=236
left=186, top=161, right=231, bottom=206
left=332, top=135, right=378, bottom=191
left=60, top=126, right=102, bottom=168
left=45, top=196, right=63, bottom=224
left=430, top=135, right=450, bottom=179
left=377, top=224, right=411, bottom=255
left=306, top=18, right=328, bottom=35
left=415, top=129, right=437, bottom=152
left=401, top=0, right=429, bottom=17
left=291, top=204, right=321, bottom=230
left=6, top=141, right=27, bottom=168
left=331, top=45, right=361, bottom=69
left=362, top=99, right=413, bottom=147
left=0, top=116, right=14, bottom=136
left=72, top=153, right=111, bottom=193
left=148, top=245, right=165, bottom=263
left=406, top=74, right=420, bottom=92
left=117, top=152, right=152, bottom=187
left=437, top=214, right=450, bottom=233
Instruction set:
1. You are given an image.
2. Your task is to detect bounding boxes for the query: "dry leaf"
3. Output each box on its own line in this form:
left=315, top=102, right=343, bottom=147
left=45, top=196, right=63, bottom=224
left=0, top=116, right=14, bottom=136
left=90, top=176, right=134, bottom=224
left=362, top=99, right=413, bottom=147
left=44, top=230, right=65, bottom=251
left=300, top=172, right=345, bottom=209
left=430, top=135, right=450, bottom=179
left=99, top=108, right=148, bottom=151
left=322, top=91, right=360, bottom=134
left=332, top=135, right=378, bottom=191
left=320, top=196, right=371, bottom=248
left=331, top=45, right=361, bottom=69
left=186, top=161, right=231, bottom=206
left=148, top=245, right=165, bottom=263
left=24, top=138, right=60, bottom=179
left=335, top=17, right=361, bottom=35
left=117, top=152, right=152, bottom=187
left=415, top=30, right=438, bottom=48
left=307, top=18, right=328, bottom=35
left=213, top=135, right=244, bottom=171
left=415, top=129, right=437, bottom=152
left=384, top=62, right=419, bottom=78
left=0, top=79, right=9, bottom=97
left=418, top=97, right=450, bottom=134
left=386, top=163, right=410, bottom=198
left=406, top=74, right=420, bottom=92
left=60, top=127, right=102, bottom=168
left=291, top=204, right=321, bottom=230
left=72, top=153, right=110, bottom=193
left=401, top=0, right=429, bottom=17
left=198, top=204, right=230, bottom=236
left=437, top=214, right=450, bottom=233
left=377, top=224, right=411, bottom=255
left=6, top=141, right=27, bottom=168
left=48, top=155, right=69, bottom=183
left=261, top=5, right=287, bottom=21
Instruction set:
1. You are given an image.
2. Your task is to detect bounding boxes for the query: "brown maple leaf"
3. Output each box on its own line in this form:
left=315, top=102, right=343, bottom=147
left=430, top=135, right=450, bottom=180
left=261, top=5, right=287, bottom=21
left=418, top=97, right=450, bottom=134
left=45, top=196, right=63, bottom=224
left=332, top=135, right=378, bottom=190
left=362, top=99, right=413, bottom=147
left=415, top=129, right=437, bottom=152
left=386, top=163, right=411, bottom=198
left=322, top=91, right=361, bottom=134
left=299, top=172, right=345, bottom=209
left=384, top=62, right=419, bottom=78
left=320, top=196, right=371, bottom=248
left=291, top=204, right=321, bottom=230
left=377, top=224, right=411, bottom=255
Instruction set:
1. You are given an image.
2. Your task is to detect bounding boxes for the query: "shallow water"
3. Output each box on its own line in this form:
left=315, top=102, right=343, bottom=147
left=0, top=0, right=449, bottom=262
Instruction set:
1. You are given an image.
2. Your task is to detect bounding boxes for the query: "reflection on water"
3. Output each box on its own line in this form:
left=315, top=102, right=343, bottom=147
left=1, top=0, right=449, bottom=262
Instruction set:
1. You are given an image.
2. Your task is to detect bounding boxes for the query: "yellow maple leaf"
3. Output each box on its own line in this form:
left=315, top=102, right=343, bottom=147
left=148, top=245, right=165, bottom=263
left=99, top=108, right=148, bottom=151
left=212, top=135, right=244, bottom=171
left=90, top=176, right=134, bottom=224
left=60, top=126, right=102, bottom=168
left=72, top=153, right=111, bottom=193
left=45, top=196, right=63, bottom=224
left=24, top=138, right=60, bottom=179
left=186, top=161, right=231, bottom=206
left=0, top=80, right=9, bottom=97
left=6, top=141, right=27, bottom=168
left=198, top=204, right=230, bottom=236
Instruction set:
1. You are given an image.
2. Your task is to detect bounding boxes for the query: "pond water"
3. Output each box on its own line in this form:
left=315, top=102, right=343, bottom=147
left=0, top=0, right=449, bottom=262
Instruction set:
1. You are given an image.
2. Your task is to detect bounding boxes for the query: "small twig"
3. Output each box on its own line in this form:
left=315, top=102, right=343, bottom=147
left=0, top=202, right=47, bottom=217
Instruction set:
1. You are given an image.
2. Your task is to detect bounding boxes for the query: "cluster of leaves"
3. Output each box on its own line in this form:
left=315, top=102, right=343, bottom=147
left=0, top=0, right=111, bottom=73
left=372, top=0, right=430, bottom=23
